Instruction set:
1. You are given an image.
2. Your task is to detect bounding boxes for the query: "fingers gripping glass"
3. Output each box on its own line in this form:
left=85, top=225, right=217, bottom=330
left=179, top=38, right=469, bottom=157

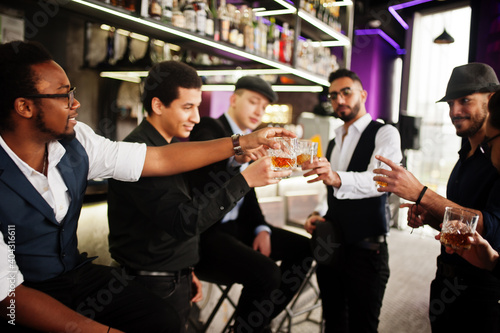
left=327, top=87, right=358, bottom=101
left=24, top=87, right=76, bottom=109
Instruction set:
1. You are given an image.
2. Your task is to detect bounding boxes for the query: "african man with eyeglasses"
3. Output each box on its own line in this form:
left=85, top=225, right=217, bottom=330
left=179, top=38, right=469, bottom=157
left=301, top=69, right=402, bottom=333
left=375, top=63, right=500, bottom=333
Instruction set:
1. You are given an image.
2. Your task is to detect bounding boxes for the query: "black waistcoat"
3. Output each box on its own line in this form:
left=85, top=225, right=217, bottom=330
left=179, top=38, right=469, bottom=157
left=324, top=121, right=389, bottom=244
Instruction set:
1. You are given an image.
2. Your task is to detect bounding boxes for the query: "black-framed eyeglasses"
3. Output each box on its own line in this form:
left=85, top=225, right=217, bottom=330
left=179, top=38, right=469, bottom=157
left=480, top=133, right=500, bottom=157
left=327, top=87, right=358, bottom=101
left=24, top=87, right=76, bottom=109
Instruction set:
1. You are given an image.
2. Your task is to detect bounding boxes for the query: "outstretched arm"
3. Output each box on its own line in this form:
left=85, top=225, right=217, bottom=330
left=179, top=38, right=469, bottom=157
left=375, top=155, right=484, bottom=232
left=142, top=127, right=295, bottom=177
left=0, top=284, right=123, bottom=333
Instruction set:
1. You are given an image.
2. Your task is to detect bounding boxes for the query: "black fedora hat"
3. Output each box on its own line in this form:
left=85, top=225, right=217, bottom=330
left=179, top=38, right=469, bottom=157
left=437, top=63, right=500, bottom=102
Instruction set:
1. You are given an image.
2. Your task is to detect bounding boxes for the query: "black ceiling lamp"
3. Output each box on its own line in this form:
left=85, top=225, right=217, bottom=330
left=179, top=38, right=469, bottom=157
left=434, top=28, right=455, bottom=44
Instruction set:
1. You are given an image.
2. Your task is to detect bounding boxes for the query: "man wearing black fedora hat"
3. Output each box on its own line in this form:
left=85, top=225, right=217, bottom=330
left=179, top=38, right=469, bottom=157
left=375, top=62, right=500, bottom=332
left=189, top=76, right=312, bottom=333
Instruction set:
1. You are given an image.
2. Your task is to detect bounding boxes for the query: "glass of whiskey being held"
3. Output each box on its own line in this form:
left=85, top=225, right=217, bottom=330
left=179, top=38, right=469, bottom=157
left=296, top=140, right=319, bottom=167
left=440, top=206, right=479, bottom=250
left=374, top=159, right=396, bottom=188
left=268, top=137, right=298, bottom=179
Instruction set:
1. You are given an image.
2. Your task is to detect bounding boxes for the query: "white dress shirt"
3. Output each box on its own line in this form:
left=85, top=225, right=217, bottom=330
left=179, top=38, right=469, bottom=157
left=330, top=113, right=402, bottom=200
left=220, top=114, right=270, bottom=235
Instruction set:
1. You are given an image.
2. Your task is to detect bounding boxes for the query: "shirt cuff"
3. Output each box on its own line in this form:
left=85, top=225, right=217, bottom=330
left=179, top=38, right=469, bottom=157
left=255, top=225, right=271, bottom=236
left=333, top=171, right=353, bottom=198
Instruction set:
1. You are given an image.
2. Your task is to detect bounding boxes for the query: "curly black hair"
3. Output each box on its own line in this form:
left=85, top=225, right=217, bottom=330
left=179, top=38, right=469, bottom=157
left=0, top=41, right=53, bottom=132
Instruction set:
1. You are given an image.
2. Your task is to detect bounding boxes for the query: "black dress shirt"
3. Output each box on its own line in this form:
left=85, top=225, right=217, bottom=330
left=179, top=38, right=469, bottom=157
left=107, top=119, right=250, bottom=272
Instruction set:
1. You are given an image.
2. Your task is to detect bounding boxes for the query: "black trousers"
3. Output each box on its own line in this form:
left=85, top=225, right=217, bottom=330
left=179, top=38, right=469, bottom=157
left=2, top=262, right=180, bottom=332
left=429, top=256, right=500, bottom=332
left=195, top=222, right=312, bottom=333
left=316, top=242, right=390, bottom=333
left=135, top=272, right=193, bottom=332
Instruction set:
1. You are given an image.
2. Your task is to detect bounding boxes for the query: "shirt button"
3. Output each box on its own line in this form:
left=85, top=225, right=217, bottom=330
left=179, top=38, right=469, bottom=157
left=219, top=206, right=224, bottom=211
left=62, top=253, right=66, bottom=257
left=43, top=187, right=48, bottom=191
left=59, top=205, right=64, bottom=211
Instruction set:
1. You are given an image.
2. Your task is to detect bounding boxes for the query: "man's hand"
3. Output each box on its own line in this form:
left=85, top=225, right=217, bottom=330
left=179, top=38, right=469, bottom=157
left=190, top=272, right=203, bottom=303
left=301, top=157, right=341, bottom=187
left=235, top=146, right=268, bottom=164
left=435, top=230, right=499, bottom=271
left=240, top=127, right=296, bottom=152
left=304, top=212, right=325, bottom=235
left=374, top=155, right=424, bottom=201
left=241, top=156, right=291, bottom=187
left=400, top=203, right=428, bottom=229
left=253, top=230, right=271, bottom=257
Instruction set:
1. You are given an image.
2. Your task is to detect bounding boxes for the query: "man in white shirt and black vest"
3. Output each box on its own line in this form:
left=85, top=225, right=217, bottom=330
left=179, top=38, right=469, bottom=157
left=302, top=69, right=402, bottom=333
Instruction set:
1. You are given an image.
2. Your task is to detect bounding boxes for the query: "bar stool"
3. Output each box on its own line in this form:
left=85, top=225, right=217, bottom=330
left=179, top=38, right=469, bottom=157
left=190, top=279, right=238, bottom=333
left=274, top=260, right=322, bottom=332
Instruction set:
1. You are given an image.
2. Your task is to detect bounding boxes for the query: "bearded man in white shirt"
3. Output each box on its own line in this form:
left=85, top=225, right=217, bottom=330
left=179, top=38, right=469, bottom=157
left=302, top=69, right=402, bottom=333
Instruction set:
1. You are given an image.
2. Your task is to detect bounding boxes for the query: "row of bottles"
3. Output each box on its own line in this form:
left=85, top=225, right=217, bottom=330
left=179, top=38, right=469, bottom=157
left=300, top=0, right=342, bottom=32
left=296, top=40, right=339, bottom=77
left=142, top=0, right=299, bottom=65
left=92, top=1, right=343, bottom=75
left=99, top=0, right=138, bottom=12
left=93, top=25, right=234, bottom=69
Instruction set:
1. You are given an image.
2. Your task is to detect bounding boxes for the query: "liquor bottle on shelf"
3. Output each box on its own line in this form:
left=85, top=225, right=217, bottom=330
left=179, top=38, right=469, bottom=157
left=172, top=0, right=186, bottom=28
left=123, top=0, right=136, bottom=11
left=149, top=0, right=162, bottom=20
left=183, top=0, right=196, bottom=33
left=161, top=0, right=173, bottom=24
left=228, top=4, right=239, bottom=46
left=218, top=0, right=230, bottom=42
left=259, top=18, right=267, bottom=56
left=97, top=28, right=116, bottom=68
left=316, top=0, right=324, bottom=21
left=134, top=38, right=160, bottom=68
left=252, top=17, right=267, bottom=55
left=241, top=5, right=254, bottom=52
left=286, top=28, right=293, bottom=64
left=196, top=0, right=207, bottom=36
left=266, top=17, right=275, bottom=60
left=210, top=0, right=219, bottom=41
left=273, top=21, right=280, bottom=61
left=279, top=22, right=289, bottom=63
left=205, top=0, right=215, bottom=38
left=111, top=0, right=125, bottom=8
left=115, top=33, right=135, bottom=68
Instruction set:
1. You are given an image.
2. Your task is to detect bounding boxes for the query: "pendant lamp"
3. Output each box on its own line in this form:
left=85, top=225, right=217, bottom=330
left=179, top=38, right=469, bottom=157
left=434, top=28, right=455, bottom=44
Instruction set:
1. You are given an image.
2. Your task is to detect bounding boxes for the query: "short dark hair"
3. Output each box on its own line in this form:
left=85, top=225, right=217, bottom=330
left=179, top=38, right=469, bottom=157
left=488, top=91, right=500, bottom=130
left=328, top=68, right=363, bottom=88
left=0, top=41, right=53, bottom=132
left=142, top=61, right=202, bottom=115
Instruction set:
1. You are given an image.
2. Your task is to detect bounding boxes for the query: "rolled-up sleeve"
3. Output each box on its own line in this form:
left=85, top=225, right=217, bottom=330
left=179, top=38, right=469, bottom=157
left=74, top=122, right=147, bottom=181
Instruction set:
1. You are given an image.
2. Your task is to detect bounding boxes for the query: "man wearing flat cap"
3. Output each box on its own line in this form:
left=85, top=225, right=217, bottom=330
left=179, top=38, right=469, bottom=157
left=189, top=76, right=311, bottom=333
left=375, top=63, right=500, bottom=332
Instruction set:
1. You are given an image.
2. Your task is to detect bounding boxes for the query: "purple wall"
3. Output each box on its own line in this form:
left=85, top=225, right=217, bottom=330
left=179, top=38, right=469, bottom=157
left=351, top=33, right=400, bottom=123
left=471, top=0, right=500, bottom=77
